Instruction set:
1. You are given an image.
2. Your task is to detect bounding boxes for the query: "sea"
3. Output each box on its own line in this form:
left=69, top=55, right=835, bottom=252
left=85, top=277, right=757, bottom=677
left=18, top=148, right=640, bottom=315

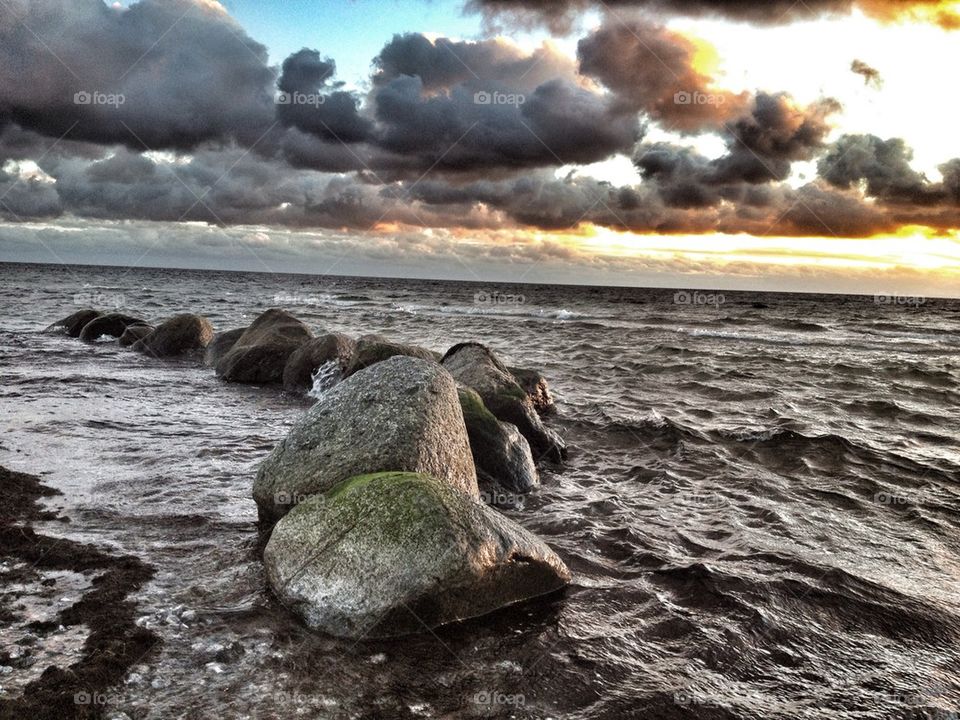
left=1, top=261, right=959, bottom=719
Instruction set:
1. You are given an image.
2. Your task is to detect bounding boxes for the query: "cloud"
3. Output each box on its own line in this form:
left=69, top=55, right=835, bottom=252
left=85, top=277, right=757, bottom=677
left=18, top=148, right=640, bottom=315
left=851, top=59, right=883, bottom=88
left=0, top=0, right=277, bottom=151
left=577, top=19, right=750, bottom=133
left=0, top=0, right=957, bottom=248
left=818, top=134, right=944, bottom=204
left=466, top=0, right=960, bottom=32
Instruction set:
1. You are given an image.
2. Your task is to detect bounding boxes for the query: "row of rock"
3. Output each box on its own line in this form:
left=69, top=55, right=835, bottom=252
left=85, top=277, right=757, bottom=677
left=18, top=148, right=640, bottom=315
left=47, top=306, right=572, bottom=637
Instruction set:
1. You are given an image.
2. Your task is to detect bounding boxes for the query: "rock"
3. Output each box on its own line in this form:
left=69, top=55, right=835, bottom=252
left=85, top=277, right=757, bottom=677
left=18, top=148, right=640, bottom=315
left=45, top=308, right=100, bottom=337
left=215, top=309, right=312, bottom=384
left=282, top=333, right=356, bottom=393
left=134, top=313, right=214, bottom=357
left=508, top=366, right=556, bottom=415
left=344, top=334, right=437, bottom=376
left=443, top=343, right=565, bottom=462
left=254, top=356, right=478, bottom=525
left=263, top=471, right=571, bottom=638
left=119, top=324, right=154, bottom=347
left=78, top=313, right=148, bottom=342
left=458, top=388, right=538, bottom=496
left=204, top=327, right=247, bottom=367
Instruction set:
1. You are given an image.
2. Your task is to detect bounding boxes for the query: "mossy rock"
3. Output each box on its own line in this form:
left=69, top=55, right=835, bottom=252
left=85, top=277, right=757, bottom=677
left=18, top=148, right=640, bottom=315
left=344, top=334, right=437, bottom=376
left=263, top=471, right=571, bottom=638
left=443, top=343, right=566, bottom=462
left=458, top=388, right=538, bottom=496
left=254, top=355, right=478, bottom=525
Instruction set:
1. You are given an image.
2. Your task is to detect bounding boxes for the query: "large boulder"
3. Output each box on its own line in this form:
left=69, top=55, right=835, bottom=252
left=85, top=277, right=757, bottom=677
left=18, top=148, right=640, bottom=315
left=205, top=327, right=247, bottom=367
left=458, top=388, right=538, bottom=500
left=46, top=309, right=100, bottom=338
left=133, top=313, right=214, bottom=357
left=263, top=471, right=571, bottom=638
left=119, top=324, right=154, bottom=347
left=282, top=333, right=356, bottom=394
left=78, top=313, right=147, bottom=342
left=254, top=356, right=478, bottom=525
left=215, top=310, right=312, bottom=384
left=443, top=343, right=566, bottom=462
left=344, top=334, right=437, bottom=376
left=508, top=366, right=556, bottom=415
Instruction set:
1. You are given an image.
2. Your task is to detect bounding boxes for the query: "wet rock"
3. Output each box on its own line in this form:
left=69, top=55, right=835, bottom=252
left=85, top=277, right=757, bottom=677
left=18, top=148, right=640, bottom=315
left=78, top=313, right=147, bottom=342
left=118, top=324, right=154, bottom=347
left=45, top=308, right=100, bottom=337
left=282, top=333, right=356, bottom=393
left=215, top=309, right=312, bottom=384
left=134, top=313, right=214, bottom=357
left=458, top=388, right=538, bottom=496
left=508, top=366, right=556, bottom=415
left=254, top=356, right=478, bottom=525
left=443, top=343, right=565, bottom=462
left=204, top=327, right=247, bottom=367
left=344, top=334, right=438, bottom=376
left=263, top=471, right=570, bottom=638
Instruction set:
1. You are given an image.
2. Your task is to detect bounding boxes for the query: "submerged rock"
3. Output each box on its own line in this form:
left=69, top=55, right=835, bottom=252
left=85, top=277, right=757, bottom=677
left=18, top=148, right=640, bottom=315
left=458, top=388, right=538, bottom=496
left=263, top=471, right=570, bottom=638
left=204, top=327, right=247, bottom=367
left=443, top=343, right=565, bottom=462
left=508, top=366, right=556, bottom=415
left=215, top=309, right=312, bottom=384
left=119, top=324, right=154, bottom=347
left=254, top=356, right=478, bottom=525
left=282, top=333, right=356, bottom=393
left=344, top=334, right=437, bottom=376
left=46, top=308, right=100, bottom=338
left=134, top=314, right=214, bottom=357
left=78, top=313, right=148, bottom=342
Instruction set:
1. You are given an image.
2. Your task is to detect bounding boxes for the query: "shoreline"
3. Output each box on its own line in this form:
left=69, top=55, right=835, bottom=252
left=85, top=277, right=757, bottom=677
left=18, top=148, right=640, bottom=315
left=0, top=466, right=159, bottom=720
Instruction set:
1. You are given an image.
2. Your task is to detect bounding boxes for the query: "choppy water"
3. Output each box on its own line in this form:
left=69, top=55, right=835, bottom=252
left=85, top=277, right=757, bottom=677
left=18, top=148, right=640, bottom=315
left=1, top=261, right=960, bottom=719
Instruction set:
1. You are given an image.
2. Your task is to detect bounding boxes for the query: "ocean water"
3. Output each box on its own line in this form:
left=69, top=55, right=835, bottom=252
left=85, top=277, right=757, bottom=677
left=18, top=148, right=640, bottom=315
left=1, top=261, right=959, bottom=719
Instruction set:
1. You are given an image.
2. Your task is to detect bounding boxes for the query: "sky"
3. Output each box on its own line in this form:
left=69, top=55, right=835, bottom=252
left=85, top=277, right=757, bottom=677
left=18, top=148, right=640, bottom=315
left=1, top=0, right=959, bottom=296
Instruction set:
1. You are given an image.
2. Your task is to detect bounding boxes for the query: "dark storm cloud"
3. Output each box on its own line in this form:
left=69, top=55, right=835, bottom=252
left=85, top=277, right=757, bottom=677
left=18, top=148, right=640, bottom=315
left=365, top=33, right=640, bottom=173
left=577, top=19, right=749, bottom=133
left=0, top=0, right=957, bottom=241
left=0, top=0, right=277, bottom=151
left=274, top=49, right=373, bottom=143
left=631, top=93, right=841, bottom=209
left=466, top=0, right=960, bottom=32
left=818, top=134, right=952, bottom=204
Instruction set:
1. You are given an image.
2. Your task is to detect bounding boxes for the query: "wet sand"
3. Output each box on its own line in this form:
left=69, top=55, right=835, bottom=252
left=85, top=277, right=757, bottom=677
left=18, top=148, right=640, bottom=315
left=0, top=466, right=158, bottom=720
